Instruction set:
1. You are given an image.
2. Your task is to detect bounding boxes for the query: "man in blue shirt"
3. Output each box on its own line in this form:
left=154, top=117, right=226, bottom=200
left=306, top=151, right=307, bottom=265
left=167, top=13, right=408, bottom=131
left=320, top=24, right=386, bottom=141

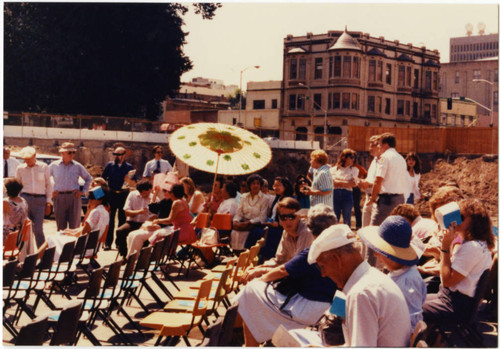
left=102, top=146, right=136, bottom=250
left=49, top=142, right=92, bottom=230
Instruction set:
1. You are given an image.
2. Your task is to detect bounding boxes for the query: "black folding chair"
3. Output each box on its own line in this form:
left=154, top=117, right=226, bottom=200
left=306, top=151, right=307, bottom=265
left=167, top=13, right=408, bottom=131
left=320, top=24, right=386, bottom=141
left=47, top=240, right=77, bottom=301
left=73, top=267, right=104, bottom=346
left=3, top=259, right=20, bottom=338
left=14, top=315, right=49, bottom=345
left=122, top=246, right=156, bottom=312
left=159, top=229, right=181, bottom=291
left=31, top=246, right=57, bottom=312
left=77, top=230, right=100, bottom=276
left=10, top=253, right=39, bottom=325
left=48, top=299, right=82, bottom=346
left=87, top=260, right=135, bottom=345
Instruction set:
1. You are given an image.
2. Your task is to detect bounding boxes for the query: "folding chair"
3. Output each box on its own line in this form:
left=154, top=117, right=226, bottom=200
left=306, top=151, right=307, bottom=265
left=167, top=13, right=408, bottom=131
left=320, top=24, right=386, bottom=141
left=210, top=213, right=233, bottom=258
left=3, top=231, right=19, bottom=260
left=44, top=240, right=76, bottom=301
left=121, top=246, right=154, bottom=314
left=14, top=315, right=49, bottom=345
left=9, top=253, right=39, bottom=325
left=48, top=299, right=82, bottom=346
left=73, top=267, right=105, bottom=346
left=31, top=246, right=57, bottom=311
left=3, top=259, right=20, bottom=338
left=160, top=229, right=182, bottom=290
left=140, top=278, right=213, bottom=346
left=76, top=230, right=100, bottom=276
left=170, top=268, right=232, bottom=319
left=82, top=260, right=135, bottom=345
left=148, top=237, right=176, bottom=301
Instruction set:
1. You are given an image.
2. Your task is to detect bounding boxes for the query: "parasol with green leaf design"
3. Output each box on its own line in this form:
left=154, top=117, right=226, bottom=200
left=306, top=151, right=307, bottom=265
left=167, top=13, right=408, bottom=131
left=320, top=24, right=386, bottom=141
left=169, top=123, right=272, bottom=190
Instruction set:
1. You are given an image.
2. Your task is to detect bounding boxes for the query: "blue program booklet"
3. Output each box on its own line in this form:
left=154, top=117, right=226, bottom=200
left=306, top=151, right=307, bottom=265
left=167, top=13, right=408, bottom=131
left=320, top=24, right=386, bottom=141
left=328, top=292, right=346, bottom=318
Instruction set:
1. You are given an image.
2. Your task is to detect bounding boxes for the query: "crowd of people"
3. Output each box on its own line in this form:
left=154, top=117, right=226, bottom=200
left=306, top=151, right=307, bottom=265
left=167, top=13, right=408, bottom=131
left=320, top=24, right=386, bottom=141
left=3, top=131, right=497, bottom=346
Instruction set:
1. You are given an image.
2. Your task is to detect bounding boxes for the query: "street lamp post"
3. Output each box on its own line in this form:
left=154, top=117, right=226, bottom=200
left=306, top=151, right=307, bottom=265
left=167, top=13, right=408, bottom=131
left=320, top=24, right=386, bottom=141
left=238, top=65, right=260, bottom=127
left=298, top=83, right=328, bottom=149
left=472, top=78, right=496, bottom=127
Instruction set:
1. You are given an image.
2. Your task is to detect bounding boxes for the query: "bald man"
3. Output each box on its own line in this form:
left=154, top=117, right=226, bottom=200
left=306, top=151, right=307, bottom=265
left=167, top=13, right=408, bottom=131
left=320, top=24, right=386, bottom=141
left=101, top=146, right=136, bottom=250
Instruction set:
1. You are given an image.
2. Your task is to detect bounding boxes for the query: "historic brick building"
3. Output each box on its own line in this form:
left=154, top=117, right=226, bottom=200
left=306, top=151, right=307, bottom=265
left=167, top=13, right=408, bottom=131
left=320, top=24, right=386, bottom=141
left=281, top=28, right=441, bottom=147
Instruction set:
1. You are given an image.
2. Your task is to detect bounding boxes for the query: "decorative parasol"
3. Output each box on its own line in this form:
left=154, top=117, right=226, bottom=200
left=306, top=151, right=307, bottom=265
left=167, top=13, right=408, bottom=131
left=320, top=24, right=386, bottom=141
left=168, top=122, right=272, bottom=192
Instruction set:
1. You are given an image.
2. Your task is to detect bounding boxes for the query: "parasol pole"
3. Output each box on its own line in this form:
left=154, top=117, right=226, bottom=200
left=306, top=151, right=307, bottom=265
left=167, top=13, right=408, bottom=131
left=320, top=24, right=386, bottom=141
left=211, top=153, right=221, bottom=197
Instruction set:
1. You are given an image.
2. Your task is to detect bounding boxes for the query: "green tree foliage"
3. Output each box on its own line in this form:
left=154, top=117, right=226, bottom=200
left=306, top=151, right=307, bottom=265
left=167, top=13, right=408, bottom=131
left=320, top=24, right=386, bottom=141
left=4, top=3, right=221, bottom=120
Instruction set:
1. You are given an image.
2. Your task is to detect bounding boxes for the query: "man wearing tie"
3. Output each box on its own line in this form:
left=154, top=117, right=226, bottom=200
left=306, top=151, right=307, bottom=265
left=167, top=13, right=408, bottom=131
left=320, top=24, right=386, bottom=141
left=4, top=147, right=20, bottom=178
left=142, top=145, right=173, bottom=179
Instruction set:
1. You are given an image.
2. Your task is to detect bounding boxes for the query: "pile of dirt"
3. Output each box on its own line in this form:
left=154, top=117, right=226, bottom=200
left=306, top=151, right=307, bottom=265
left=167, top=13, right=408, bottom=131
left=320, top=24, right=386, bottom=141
left=417, top=156, right=498, bottom=224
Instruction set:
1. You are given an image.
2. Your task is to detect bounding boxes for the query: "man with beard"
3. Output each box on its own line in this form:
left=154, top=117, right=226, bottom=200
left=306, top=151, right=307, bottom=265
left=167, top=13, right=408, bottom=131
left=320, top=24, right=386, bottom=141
left=102, top=146, right=136, bottom=250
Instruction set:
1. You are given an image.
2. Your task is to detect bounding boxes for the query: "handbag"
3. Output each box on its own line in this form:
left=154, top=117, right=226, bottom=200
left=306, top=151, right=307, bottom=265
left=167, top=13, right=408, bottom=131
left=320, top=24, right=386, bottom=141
left=265, top=277, right=301, bottom=317
left=199, top=227, right=219, bottom=246
left=317, top=313, right=345, bottom=346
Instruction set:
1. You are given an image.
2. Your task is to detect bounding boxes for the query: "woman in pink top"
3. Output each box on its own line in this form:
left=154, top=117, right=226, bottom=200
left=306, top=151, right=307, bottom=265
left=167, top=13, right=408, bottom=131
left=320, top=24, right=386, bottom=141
left=152, top=184, right=196, bottom=244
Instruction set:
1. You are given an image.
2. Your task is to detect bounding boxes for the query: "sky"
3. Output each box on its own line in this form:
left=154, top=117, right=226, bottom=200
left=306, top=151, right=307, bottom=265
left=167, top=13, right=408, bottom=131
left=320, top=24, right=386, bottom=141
left=180, top=2, right=499, bottom=89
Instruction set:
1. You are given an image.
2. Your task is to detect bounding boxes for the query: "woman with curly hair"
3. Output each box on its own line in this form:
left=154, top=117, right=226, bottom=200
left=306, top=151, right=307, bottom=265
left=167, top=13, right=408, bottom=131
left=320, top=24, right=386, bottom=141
left=329, top=148, right=358, bottom=226
left=423, top=198, right=494, bottom=328
left=405, top=152, right=422, bottom=204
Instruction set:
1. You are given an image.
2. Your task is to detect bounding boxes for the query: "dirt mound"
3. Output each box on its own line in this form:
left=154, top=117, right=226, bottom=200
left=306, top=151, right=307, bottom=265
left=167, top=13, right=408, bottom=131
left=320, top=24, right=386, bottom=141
left=417, top=156, right=498, bottom=224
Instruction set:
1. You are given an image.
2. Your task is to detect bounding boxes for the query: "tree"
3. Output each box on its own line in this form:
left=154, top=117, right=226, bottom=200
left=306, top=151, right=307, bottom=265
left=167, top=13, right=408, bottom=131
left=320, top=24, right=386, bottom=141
left=228, top=88, right=246, bottom=110
left=4, top=3, right=221, bottom=120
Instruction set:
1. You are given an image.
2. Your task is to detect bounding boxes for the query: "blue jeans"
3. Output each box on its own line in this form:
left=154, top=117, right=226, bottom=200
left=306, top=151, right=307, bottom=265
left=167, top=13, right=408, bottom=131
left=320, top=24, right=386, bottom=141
left=333, top=189, right=353, bottom=227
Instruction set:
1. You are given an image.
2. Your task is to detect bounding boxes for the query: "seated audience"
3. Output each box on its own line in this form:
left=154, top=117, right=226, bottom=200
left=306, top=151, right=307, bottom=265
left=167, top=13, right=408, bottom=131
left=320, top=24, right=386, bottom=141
left=294, top=175, right=311, bottom=209
left=216, top=181, right=238, bottom=217
left=306, top=223, right=412, bottom=346
left=181, top=177, right=205, bottom=217
left=422, top=199, right=494, bottom=328
left=231, top=174, right=269, bottom=252
left=3, top=178, right=28, bottom=243
left=234, top=222, right=343, bottom=346
left=115, top=180, right=153, bottom=257
left=261, top=177, right=294, bottom=261
left=241, top=199, right=325, bottom=284
left=358, top=215, right=426, bottom=329
left=152, top=184, right=196, bottom=244
left=202, top=177, right=224, bottom=216
left=125, top=177, right=174, bottom=258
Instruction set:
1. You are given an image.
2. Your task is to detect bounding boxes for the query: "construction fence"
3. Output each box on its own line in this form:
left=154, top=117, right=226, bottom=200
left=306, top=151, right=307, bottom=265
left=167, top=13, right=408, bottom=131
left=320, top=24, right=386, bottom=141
left=348, top=126, right=498, bottom=154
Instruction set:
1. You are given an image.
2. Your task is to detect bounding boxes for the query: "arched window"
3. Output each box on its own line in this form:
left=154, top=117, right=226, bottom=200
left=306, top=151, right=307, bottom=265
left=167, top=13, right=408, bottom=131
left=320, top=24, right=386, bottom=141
left=296, top=127, right=308, bottom=141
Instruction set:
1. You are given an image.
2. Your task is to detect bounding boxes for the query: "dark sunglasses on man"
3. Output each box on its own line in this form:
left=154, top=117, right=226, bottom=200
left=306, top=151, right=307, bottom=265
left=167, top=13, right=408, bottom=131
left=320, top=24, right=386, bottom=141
left=279, top=213, right=297, bottom=221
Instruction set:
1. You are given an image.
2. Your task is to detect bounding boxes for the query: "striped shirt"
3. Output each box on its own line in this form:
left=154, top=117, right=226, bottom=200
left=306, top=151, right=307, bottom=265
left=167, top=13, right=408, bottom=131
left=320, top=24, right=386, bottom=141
left=310, top=164, right=333, bottom=208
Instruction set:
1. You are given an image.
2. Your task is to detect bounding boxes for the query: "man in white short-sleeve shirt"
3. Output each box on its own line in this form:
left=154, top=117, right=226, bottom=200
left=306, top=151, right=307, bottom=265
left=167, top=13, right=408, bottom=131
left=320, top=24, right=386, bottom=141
left=368, top=133, right=408, bottom=225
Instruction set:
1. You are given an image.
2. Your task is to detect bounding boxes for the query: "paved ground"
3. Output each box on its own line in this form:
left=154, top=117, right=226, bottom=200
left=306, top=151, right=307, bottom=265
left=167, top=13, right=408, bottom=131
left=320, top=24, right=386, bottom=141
left=3, top=217, right=498, bottom=346
left=3, top=218, right=240, bottom=346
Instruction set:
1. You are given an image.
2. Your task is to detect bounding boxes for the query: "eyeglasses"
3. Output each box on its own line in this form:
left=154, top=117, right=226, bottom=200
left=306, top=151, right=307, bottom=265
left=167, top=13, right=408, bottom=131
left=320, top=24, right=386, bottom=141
left=278, top=214, right=297, bottom=221
left=155, top=151, right=163, bottom=154
left=67, top=151, right=75, bottom=155
left=113, top=153, right=125, bottom=156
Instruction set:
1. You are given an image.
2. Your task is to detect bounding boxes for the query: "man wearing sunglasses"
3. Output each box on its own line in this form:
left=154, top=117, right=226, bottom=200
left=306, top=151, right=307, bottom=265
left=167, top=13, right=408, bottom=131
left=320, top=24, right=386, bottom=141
left=143, top=145, right=173, bottom=178
left=49, top=142, right=92, bottom=231
left=102, top=146, right=137, bottom=250
left=241, top=197, right=314, bottom=284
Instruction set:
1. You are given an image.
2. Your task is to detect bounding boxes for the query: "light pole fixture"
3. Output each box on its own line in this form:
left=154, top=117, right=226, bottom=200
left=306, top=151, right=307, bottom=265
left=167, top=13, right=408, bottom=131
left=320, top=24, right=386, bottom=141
left=298, top=83, right=328, bottom=149
left=472, top=78, right=496, bottom=127
left=238, top=65, right=260, bottom=127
